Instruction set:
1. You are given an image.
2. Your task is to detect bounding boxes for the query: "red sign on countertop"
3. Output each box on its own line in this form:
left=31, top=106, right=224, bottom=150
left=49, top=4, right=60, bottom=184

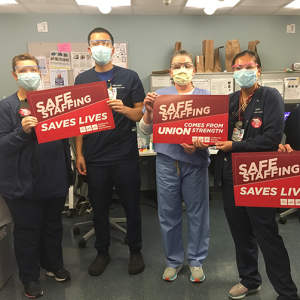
left=27, top=81, right=115, bottom=143
left=152, top=95, right=229, bottom=145
left=232, top=151, right=300, bottom=208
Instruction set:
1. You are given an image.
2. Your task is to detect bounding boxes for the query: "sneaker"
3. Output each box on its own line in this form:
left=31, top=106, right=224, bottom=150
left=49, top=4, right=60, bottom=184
left=24, top=281, right=43, bottom=299
left=190, top=266, right=205, bottom=283
left=163, top=264, right=183, bottom=281
left=46, top=267, right=71, bottom=282
left=229, top=283, right=261, bottom=299
left=128, top=253, right=145, bottom=275
left=88, top=254, right=111, bottom=276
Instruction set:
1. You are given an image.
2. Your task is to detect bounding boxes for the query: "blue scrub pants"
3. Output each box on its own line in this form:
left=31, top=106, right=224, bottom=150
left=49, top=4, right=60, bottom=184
left=156, top=153, right=209, bottom=268
left=4, top=196, right=66, bottom=284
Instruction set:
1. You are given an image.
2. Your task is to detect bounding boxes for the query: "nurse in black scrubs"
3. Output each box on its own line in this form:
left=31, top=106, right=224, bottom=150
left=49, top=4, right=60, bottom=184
left=195, top=50, right=299, bottom=300
left=0, top=53, right=72, bottom=299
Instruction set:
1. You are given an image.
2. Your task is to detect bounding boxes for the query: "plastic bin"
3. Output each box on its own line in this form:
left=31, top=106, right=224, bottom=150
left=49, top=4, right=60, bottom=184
left=0, top=196, right=13, bottom=290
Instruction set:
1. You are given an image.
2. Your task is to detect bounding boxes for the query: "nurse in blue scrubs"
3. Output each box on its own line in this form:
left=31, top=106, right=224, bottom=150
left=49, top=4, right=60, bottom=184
left=140, top=49, right=210, bottom=283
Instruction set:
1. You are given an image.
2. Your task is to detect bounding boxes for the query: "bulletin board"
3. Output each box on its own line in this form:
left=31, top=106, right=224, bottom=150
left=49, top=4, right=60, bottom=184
left=28, top=42, right=128, bottom=88
left=28, top=42, right=90, bottom=87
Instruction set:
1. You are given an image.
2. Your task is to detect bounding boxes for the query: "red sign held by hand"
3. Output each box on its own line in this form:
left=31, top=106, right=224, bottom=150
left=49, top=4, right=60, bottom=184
left=232, top=151, right=300, bottom=208
left=152, top=95, right=229, bottom=145
left=27, top=82, right=115, bottom=143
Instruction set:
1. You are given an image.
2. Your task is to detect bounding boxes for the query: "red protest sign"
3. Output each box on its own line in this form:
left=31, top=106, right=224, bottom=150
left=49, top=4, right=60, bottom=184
left=232, top=151, right=300, bottom=208
left=27, top=82, right=115, bottom=143
left=152, top=95, right=229, bottom=145
left=27, top=82, right=108, bottom=122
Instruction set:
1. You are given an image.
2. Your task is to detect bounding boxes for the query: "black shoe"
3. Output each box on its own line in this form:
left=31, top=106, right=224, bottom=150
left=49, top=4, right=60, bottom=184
left=88, top=254, right=111, bottom=276
left=24, top=281, right=43, bottom=299
left=128, top=253, right=145, bottom=275
left=46, top=267, right=71, bottom=282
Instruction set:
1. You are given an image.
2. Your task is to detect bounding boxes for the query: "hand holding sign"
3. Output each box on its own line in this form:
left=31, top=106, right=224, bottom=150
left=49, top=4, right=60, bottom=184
left=107, top=99, right=126, bottom=115
left=22, top=117, right=38, bottom=134
left=216, top=141, right=233, bottom=152
left=193, top=137, right=209, bottom=150
left=180, top=143, right=196, bottom=154
left=278, top=143, right=293, bottom=153
left=144, top=92, right=158, bottom=112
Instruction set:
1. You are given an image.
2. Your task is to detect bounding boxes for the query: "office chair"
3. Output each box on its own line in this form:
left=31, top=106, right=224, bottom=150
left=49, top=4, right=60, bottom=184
left=69, top=137, right=127, bottom=248
left=277, top=134, right=298, bottom=224
left=72, top=181, right=127, bottom=248
left=278, top=208, right=298, bottom=224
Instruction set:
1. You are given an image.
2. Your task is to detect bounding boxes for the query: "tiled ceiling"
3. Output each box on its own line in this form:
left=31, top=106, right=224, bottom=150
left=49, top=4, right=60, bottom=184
left=0, top=0, right=298, bottom=15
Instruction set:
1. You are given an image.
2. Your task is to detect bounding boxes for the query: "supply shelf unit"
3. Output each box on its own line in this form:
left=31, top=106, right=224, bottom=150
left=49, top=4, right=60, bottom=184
left=150, top=71, right=300, bottom=105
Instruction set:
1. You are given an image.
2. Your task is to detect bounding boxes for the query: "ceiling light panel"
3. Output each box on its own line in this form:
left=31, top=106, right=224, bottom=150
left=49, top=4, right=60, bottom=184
left=186, top=0, right=240, bottom=8
left=76, top=0, right=130, bottom=6
left=239, top=0, right=294, bottom=7
left=285, top=0, right=300, bottom=8
left=0, top=0, right=17, bottom=4
left=185, top=0, right=206, bottom=8
left=113, top=0, right=130, bottom=5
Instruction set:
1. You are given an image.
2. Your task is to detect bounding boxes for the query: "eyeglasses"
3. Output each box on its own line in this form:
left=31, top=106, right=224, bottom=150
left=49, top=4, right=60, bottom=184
left=15, top=65, right=40, bottom=73
left=232, top=63, right=258, bottom=72
left=89, top=39, right=113, bottom=48
left=171, top=62, right=194, bottom=70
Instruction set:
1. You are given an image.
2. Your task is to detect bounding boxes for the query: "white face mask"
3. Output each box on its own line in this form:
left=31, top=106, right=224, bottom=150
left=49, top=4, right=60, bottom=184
left=91, top=45, right=112, bottom=66
left=17, top=72, right=40, bottom=91
left=172, top=68, right=193, bottom=86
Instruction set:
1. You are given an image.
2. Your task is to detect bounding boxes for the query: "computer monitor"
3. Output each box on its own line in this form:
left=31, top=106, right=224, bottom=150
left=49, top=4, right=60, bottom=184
left=284, top=103, right=298, bottom=121
left=284, top=112, right=291, bottom=121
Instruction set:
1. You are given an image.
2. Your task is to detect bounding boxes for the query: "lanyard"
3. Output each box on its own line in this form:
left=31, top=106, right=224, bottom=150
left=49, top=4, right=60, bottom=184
left=235, top=85, right=259, bottom=121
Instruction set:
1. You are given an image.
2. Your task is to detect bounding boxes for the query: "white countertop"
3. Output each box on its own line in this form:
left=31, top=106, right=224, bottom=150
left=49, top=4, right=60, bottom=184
left=139, top=148, right=218, bottom=156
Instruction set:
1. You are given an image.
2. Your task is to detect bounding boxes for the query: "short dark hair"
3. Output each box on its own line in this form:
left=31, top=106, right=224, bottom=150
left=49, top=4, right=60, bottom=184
left=232, top=50, right=262, bottom=69
left=170, top=49, right=193, bottom=67
left=12, top=53, right=39, bottom=71
left=87, top=27, right=114, bottom=46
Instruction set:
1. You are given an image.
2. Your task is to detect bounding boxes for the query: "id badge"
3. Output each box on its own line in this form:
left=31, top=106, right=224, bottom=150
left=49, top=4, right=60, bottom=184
left=232, top=128, right=244, bottom=142
left=108, top=88, right=117, bottom=100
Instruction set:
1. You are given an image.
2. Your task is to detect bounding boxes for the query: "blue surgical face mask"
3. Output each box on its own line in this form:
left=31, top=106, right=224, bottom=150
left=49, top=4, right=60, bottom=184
left=91, top=45, right=112, bottom=66
left=17, top=72, right=40, bottom=91
left=233, top=69, right=258, bottom=88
